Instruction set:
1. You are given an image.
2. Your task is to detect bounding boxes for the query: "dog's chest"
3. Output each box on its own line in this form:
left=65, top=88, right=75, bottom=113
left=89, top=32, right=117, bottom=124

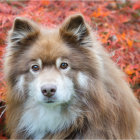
left=17, top=104, right=76, bottom=139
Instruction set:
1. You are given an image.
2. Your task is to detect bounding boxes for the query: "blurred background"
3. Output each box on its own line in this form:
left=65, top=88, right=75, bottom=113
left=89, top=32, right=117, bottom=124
left=0, top=0, right=140, bottom=139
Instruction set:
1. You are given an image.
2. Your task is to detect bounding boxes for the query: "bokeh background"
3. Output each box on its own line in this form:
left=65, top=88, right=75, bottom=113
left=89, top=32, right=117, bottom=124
left=0, top=0, right=140, bottom=139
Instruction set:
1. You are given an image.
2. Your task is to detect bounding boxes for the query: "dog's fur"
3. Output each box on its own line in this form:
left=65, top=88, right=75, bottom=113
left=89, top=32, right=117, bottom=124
left=4, top=14, right=140, bottom=139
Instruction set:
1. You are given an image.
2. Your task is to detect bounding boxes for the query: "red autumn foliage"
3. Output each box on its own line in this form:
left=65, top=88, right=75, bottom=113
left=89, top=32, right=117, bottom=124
left=0, top=0, right=139, bottom=138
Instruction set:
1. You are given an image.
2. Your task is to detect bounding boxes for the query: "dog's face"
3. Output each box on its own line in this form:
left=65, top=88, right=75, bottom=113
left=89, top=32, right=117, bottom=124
left=28, top=57, right=74, bottom=104
left=20, top=37, right=76, bottom=105
left=5, top=15, right=100, bottom=105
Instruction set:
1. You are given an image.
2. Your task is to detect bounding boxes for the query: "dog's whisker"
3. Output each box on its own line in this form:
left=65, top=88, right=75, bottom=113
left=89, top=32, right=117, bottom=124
left=0, top=108, right=6, bottom=118
left=0, top=105, right=6, bottom=109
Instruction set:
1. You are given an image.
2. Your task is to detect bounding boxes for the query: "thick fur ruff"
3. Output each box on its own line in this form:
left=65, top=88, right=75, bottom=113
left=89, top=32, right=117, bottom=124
left=4, top=14, right=140, bottom=139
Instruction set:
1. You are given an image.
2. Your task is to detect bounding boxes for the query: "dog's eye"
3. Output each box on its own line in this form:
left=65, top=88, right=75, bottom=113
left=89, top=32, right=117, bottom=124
left=31, top=65, right=40, bottom=72
left=60, top=62, right=68, bottom=69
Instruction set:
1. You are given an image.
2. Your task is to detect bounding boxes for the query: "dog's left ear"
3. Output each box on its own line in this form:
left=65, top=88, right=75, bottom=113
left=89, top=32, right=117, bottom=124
left=60, top=14, right=92, bottom=46
left=8, top=17, right=39, bottom=45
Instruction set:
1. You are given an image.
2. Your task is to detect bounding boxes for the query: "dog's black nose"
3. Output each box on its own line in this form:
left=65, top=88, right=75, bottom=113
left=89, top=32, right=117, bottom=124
left=41, top=84, right=57, bottom=97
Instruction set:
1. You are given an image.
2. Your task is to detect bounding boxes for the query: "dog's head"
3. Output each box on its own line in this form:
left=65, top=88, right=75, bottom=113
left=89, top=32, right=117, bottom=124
left=5, top=14, right=101, bottom=105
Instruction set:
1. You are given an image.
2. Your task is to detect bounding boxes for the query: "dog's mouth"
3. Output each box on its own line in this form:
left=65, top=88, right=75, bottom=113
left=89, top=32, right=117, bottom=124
left=43, top=98, right=56, bottom=104
left=46, top=100, right=54, bottom=103
left=43, top=99, right=64, bottom=105
left=42, top=97, right=68, bottom=105
left=42, top=96, right=56, bottom=104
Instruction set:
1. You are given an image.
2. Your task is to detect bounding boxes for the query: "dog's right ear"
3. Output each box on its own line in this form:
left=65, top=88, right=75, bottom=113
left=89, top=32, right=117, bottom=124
left=8, top=17, right=39, bottom=45
left=59, top=14, right=92, bottom=47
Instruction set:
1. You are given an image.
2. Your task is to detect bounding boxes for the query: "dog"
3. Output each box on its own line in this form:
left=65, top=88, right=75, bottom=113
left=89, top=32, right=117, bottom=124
left=4, top=14, right=140, bottom=139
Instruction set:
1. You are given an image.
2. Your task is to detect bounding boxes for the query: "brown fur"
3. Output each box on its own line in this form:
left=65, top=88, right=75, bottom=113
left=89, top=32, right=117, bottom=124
left=4, top=14, right=140, bottom=139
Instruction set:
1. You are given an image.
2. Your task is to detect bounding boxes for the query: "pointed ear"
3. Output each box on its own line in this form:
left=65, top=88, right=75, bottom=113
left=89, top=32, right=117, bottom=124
left=60, top=14, right=92, bottom=46
left=9, top=17, right=39, bottom=44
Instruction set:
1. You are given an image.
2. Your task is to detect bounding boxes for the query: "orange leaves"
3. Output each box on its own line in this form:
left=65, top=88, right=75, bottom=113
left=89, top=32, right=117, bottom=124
left=114, top=33, right=133, bottom=48
left=100, top=32, right=110, bottom=44
left=127, top=39, right=133, bottom=48
left=91, top=7, right=109, bottom=18
left=125, top=64, right=140, bottom=93
left=125, top=65, right=136, bottom=75
left=120, top=32, right=126, bottom=40
left=40, top=0, right=50, bottom=6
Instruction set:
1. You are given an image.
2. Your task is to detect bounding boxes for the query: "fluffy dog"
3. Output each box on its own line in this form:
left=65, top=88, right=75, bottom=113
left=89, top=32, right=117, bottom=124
left=4, top=14, right=140, bottom=139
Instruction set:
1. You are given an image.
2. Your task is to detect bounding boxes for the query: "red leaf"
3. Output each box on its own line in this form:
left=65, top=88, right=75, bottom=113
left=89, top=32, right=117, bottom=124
left=133, top=2, right=140, bottom=10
